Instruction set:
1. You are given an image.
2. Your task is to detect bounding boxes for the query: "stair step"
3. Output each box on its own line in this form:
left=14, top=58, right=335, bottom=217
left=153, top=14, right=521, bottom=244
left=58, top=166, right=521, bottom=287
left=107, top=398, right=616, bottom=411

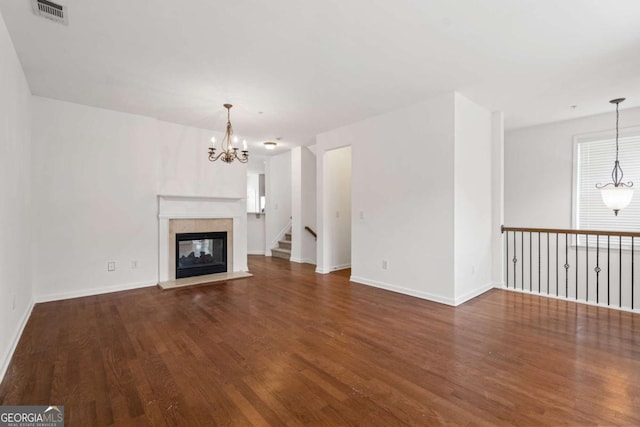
left=271, top=248, right=291, bottom=260
left=278, top=240, right=291, bottom=250
left=285, top=232, right=292, bottom=241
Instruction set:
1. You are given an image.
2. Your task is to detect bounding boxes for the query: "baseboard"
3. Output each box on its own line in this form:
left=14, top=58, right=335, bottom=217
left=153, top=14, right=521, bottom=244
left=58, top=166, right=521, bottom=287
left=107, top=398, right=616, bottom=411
left=36, top=280, right=157, bottom=303
left=349, top=275, right=456, bottom=306
left=492, top=282, right=505, bottom=288
left=0, top=299, right=35, bottom=384
left=247, top=250, right=265, bottom=256
left=291, top=257, right=317, bottom=265
left=316, top=263, right=350, bottom=274
left=454, top=283, right=495, bottom=306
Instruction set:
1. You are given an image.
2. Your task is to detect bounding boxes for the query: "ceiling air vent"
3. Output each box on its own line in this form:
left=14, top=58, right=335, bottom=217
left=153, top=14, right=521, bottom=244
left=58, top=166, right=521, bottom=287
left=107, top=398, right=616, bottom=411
left=31, top=0, right=68, bottom=25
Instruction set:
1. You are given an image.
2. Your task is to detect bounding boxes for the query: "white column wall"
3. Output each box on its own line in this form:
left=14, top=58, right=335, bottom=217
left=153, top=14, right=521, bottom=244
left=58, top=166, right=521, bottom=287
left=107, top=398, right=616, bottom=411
left=301, top=147, right=317, bottom=264
left=323, top=147, right=352, bottom=271
left=453, top=93, right=494, bottom=304
left=317, top=93, right=457, bottom=304
left=290, top=147, right=303, bottom=262
left=491, top=112, right=505, bottom=286
left=0, top=11, right=33, bottom=381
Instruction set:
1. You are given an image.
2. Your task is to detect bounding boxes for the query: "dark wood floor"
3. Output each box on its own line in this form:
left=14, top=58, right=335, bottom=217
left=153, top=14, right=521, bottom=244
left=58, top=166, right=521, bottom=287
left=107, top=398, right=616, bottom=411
left=2, top=256, right=640, bottom=426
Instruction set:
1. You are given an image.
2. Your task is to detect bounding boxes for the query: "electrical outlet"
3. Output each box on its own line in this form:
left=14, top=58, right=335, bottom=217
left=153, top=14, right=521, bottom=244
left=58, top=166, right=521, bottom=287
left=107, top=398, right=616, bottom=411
left=359, top=211, right=364, bottom=220
left=131, top=260, right=138, bottom=269
left=382, top=260, right=388, bottom=270
left=107, top=261, right=116, bottom=272
left=336, top=211, right=340, bottom=218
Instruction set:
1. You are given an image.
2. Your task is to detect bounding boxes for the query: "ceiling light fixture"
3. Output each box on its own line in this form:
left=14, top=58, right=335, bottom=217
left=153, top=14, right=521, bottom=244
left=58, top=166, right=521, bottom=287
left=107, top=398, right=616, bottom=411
left=264, top=141, right=277, bottom=150
left=208, top=104, right=248, bottom=164
left=596, top=98, right=633, bottom=216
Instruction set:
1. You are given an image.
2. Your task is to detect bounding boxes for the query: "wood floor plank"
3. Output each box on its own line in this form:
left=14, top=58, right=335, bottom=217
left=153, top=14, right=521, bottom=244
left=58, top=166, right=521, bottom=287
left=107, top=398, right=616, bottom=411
left=1, top=255, right=640, bottom=425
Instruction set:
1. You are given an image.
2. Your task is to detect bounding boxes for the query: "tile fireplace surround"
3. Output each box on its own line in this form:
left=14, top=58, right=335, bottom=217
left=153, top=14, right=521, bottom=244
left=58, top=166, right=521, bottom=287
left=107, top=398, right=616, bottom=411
left=157, top=195, right=248, bottom=284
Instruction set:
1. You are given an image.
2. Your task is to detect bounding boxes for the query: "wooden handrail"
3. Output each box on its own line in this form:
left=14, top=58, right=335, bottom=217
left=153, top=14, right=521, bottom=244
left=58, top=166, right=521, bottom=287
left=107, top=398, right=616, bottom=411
left=502, top=225, right=640, bottom=238
left=305, top=226, right=317, bottom=239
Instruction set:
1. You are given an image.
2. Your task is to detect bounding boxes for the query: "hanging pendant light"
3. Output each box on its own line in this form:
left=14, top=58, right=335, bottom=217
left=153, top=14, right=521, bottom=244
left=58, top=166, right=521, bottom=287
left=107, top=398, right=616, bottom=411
left=208, top=104, right=249, bottom=164
left=595, top=98, right=633, bottom=216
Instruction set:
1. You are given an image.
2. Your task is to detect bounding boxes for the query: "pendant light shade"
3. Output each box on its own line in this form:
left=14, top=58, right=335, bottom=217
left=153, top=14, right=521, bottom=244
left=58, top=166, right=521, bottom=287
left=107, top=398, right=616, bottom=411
left=600, top=186, right=634, bottom=215
left=595, top=98, right=633, bottom=216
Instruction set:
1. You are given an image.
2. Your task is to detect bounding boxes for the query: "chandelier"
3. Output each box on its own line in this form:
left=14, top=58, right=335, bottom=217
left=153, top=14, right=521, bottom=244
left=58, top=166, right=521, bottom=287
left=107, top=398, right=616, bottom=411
left=208, top=104, right=249, bottom=164
left=596, top=98, right=633, bottom=216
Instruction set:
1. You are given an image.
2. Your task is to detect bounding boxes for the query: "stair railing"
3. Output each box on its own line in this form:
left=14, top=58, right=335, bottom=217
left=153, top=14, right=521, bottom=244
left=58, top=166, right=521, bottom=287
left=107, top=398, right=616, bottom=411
left=501, top=225, right=640, bottom=311
left=304, top=226, right=317, bottom=240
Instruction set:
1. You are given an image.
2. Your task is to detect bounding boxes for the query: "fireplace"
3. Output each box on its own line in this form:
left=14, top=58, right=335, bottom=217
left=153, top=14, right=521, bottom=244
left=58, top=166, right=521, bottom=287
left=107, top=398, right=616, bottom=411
left=175, top=231, right=227, bottom=278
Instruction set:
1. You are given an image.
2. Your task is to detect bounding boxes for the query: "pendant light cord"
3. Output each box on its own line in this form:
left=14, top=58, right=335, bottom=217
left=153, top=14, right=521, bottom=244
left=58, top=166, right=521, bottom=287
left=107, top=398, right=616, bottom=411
left=615, top=101, right=620, bottom=163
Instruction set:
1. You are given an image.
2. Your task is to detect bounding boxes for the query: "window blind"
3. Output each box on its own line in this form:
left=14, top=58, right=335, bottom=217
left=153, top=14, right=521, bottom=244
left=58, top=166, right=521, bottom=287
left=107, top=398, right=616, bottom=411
left=576, top=131, right=640, bottom=246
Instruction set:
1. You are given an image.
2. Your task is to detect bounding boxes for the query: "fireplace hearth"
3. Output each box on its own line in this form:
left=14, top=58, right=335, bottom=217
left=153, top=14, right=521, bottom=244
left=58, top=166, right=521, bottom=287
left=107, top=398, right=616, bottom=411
left=175, top=231, right=227, bottom=278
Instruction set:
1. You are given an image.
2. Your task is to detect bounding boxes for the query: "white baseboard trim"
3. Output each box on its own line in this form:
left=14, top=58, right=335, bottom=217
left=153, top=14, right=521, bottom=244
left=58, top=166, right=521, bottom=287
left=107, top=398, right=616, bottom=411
left=247, top=251, right=266, bottom=256
left=36, top=280, right=157, bottom=303
left=498, top=285, right=640, bottom=314
left=0, top=299, right=35, bottom=384
left=350, top=275, right=456, bottom=306
left=316, top=263, right=350, bottom=274
left=454, top=283, right=495, bottom=306
left=492, top=282, right=505, bottom=288
left=291, top=257, right=317, bottom=265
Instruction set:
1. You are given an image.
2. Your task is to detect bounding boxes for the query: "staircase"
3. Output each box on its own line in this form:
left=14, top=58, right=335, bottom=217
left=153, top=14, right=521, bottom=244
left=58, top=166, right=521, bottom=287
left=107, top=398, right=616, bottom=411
left=271, top=231, right=291, bottom=260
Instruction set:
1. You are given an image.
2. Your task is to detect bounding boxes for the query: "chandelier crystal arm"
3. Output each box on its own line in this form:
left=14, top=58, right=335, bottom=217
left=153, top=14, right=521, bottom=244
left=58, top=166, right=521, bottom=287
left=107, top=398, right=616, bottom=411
left=207, top=103, right=249, bottom=164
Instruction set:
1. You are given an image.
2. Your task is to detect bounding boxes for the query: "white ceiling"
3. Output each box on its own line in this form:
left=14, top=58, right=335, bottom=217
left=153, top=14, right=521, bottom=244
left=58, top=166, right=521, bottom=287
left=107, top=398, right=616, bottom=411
left=2, top=0, right=640, bottom=146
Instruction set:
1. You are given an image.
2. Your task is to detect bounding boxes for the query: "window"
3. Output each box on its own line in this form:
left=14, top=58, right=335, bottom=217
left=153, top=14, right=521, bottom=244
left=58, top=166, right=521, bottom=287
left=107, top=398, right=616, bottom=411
left=574, top=128, right=640, bottom=245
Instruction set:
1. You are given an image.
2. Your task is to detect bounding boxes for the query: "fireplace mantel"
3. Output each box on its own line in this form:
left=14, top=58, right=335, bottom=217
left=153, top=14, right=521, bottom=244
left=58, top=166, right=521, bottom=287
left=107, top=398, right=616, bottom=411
left=157, top=194, right=248, bottom=283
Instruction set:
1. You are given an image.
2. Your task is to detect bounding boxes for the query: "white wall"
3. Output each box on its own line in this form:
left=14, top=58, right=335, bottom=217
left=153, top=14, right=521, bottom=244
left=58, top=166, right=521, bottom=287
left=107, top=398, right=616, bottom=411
left=317, top=93, right=457, bottom=303
left=491, top=112, right=505, bottom=286
left=291, top=146, right=318, bottom=264
left=301, top=146, right=317, bottom=264
left=505, top=106, right=640, bottom=227
left=324, top=147, right=352, bottom=270
left=316, top=92, right=498, bottom=305
left=247, top=173, right=260, bottom=212
left=247, top=213, right=266, bottom=255
left=505, top=106, right=640, bottom=310
left=30, top=97, right=247, bottom=301
left=453, top=93, right=493, bottom=304
left=291, top=147, right=303, bottom=262
left=265, top=151, right=292, bottom=255
left=0, top=11, right=33, bottom=381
